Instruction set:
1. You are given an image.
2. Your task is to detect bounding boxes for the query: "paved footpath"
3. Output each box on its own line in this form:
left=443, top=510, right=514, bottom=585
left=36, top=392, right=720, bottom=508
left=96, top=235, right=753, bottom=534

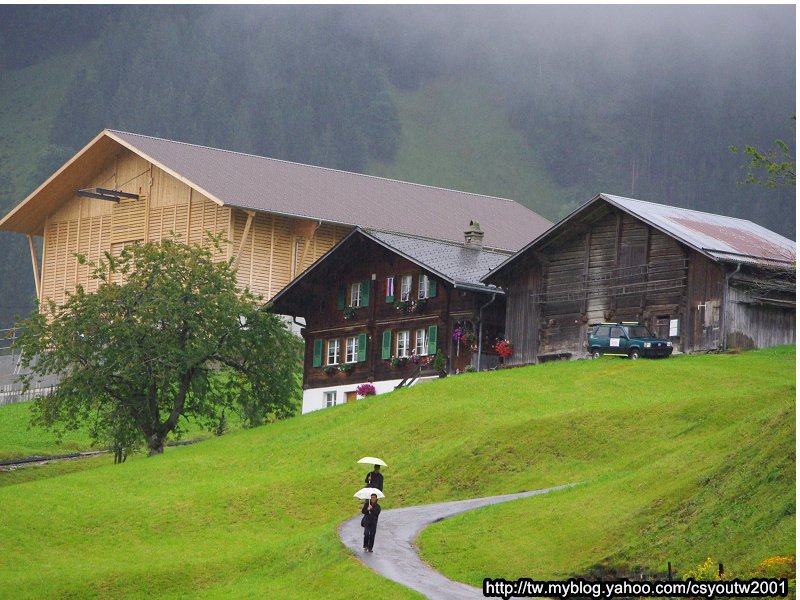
left=339, top=485, right=573, bottom=600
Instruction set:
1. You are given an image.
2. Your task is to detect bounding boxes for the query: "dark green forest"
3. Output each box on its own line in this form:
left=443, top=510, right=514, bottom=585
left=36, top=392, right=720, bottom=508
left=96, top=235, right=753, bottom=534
left=0, top=5, right=794, bottom=328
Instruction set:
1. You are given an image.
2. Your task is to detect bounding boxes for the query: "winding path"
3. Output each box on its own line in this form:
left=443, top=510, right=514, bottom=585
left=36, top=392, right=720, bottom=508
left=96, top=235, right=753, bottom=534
left=339, top=485, right=573, bottom=599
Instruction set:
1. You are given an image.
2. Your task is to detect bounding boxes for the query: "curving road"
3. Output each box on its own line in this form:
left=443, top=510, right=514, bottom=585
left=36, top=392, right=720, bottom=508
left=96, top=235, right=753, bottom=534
left=339, top=485, right=573, bottom=599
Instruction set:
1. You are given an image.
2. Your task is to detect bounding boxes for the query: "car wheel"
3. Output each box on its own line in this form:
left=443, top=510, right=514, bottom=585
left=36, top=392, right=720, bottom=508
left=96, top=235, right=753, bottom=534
left=591, top=349, right=601, bottom=359
left=629, top=349, right=640, bottom=361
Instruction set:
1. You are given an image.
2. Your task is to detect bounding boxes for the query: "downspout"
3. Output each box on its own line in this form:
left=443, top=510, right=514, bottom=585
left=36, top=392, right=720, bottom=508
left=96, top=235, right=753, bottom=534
left=292, top=315, right=308, bottom=391
left=476, top=292, right=497, bottom=371
left=721, top=263, right=741, bottom=351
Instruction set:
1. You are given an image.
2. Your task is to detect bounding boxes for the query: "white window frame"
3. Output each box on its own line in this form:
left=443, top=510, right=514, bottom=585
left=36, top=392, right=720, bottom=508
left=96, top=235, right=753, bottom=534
left=346, top=336, right=359, bottom=363
left=386, top=276, right=395, bottom=299
left=400, top=275, right=412, bottom=302
left=324, top=391, right=337, bottom=408
left=327, top=338, right=340, bottom=365
left=415, top=329, right=428, bottom=356
left=397, top=330, right=410, bottom=358
left=350, top=282, right=362, bottom=308
left=418, top=274, right=430, bottom=299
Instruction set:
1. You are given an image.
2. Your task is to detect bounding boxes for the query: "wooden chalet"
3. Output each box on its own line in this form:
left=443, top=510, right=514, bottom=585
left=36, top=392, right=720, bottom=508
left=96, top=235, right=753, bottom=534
left=269, top=224, right=509, bottom=413
left=0, top=129, right=551, bottom=311
left=483, top=194, right=796, bottom=365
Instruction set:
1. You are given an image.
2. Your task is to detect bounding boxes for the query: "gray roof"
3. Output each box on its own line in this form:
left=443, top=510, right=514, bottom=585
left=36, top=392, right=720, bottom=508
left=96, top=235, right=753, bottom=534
left=604, top=194, right=795, bottom=267
left=108, top=130, right=552, bottom=251
left=365, top=229, right=510, bottom=291
left=270, top=227, right=507, bottom=311
left=485, top=193, right=796, bottom=282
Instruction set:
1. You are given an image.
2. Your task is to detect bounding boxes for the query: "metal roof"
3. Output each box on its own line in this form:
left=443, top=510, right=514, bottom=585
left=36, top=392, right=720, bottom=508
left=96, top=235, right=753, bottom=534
left=603, top=194, right=795, bottom=267
left=103, top=130, right=551, bottom=251
left=484, top=193, right=796, bottom=283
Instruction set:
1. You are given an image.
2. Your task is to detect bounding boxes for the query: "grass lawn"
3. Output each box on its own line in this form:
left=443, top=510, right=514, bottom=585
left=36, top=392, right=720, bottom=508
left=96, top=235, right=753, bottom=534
left=0, top=347, right=794, bottom=598
left=0, top=400, right=244, bottom=463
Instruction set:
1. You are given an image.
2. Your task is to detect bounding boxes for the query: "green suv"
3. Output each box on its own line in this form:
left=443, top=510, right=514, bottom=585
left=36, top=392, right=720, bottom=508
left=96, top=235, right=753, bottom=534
left=587, top=322, right=673, bottom=360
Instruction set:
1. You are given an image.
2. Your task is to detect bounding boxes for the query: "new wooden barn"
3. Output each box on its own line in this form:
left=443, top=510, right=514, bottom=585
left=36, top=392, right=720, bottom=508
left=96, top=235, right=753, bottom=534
left=269, top=225, right=509, bottom=413
left=483, top=194, right=796, bottom=365
left=0, top=129, right=551, bottom=311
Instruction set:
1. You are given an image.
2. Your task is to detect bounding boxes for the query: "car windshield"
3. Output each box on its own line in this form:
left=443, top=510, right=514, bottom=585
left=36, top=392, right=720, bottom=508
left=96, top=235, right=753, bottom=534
left=625, top=326, right=652, bottom=338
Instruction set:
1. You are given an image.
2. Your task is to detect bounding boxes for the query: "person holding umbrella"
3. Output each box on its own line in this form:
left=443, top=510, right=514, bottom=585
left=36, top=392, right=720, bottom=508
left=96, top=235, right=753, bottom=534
left=361, top=493, right=381, bottom=552
left=365, top=464, right=383, bottom=491
left=358, top=457, right=386, bottom=492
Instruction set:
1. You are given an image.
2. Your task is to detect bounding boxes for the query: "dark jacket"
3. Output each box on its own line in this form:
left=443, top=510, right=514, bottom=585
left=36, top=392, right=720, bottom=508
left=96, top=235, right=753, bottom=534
left=361, top=500, right=381, bottom=526
left=365, top=470, right=384, bottom=491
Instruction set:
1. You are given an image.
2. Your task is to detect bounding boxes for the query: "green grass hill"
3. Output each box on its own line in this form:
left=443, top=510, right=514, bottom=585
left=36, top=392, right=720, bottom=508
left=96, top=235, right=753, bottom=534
left=0, top=347, right=794, bottom=598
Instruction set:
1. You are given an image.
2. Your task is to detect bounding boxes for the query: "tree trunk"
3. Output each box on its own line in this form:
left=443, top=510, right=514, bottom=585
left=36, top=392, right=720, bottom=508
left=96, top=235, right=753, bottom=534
left=147, top=434, right=164, bottom=456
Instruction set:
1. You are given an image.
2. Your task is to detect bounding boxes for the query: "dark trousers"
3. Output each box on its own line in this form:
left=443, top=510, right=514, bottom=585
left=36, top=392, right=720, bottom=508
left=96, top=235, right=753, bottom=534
left=363, top=522, right=377, bottom=550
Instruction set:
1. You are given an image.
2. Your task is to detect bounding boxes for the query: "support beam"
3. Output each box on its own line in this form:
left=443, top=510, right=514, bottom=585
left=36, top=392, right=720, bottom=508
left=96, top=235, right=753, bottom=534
left=297, top=220, right=322, bottom=274
left=27, top=234, right=41, bottom=301
left=232, top=210, right=255, bottom=270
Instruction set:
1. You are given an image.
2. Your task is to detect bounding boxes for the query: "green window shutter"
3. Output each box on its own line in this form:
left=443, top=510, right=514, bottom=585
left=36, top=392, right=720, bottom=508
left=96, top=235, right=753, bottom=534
left=427, top=278, right=437, bottom=298
left=427, top=325, right=438, bottom=355
left=357, top=333, right=368, bottom=362
left=336, top=286, right=346, bottom=310
left=386, top=276, right=394, bottom=303
left=312, top=339, right=323, bottom=368
left=360, top=279, right=371, bottom=307
left=381, top=330, right=392, bottom=360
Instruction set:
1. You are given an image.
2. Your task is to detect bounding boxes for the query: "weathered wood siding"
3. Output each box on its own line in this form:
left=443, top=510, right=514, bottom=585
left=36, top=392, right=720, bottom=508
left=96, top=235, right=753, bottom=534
left=503, top=266, right=539, bottom=367
left=499, top=204, right=719, bottom=362
left=39, top=148, right=349, bottom=308
left=725, top=276, right=795, bottom=349
left=684, top=253, right=724, bottom=351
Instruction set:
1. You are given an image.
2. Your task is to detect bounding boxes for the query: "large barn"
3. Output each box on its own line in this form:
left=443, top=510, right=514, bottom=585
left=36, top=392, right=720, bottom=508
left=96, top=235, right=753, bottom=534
left=483, top=194, right=795, bottom=365
left=0, top=129, right=551, bottom=310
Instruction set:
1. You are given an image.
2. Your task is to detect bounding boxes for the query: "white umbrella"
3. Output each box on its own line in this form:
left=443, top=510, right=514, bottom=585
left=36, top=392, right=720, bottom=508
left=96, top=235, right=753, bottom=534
left=354, top=487, right=385, bottom=500
left=357, top=456, right=387, bottom=467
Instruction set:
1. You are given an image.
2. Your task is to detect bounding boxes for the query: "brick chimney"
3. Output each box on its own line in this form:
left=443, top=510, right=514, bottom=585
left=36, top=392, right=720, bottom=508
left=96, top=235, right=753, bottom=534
left=464, top=220, right=484, bottom=248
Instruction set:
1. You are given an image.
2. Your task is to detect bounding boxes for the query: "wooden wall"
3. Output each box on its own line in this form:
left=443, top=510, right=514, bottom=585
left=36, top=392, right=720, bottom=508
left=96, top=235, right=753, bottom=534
left=725, top=273, right=795, bottom=349
left=499, top=204, right=721, bottom=363
left=39, top=148, right=349, bottom=308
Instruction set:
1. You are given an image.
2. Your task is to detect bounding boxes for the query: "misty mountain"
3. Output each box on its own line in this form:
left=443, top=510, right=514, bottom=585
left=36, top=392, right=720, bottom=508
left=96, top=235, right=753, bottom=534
left=0, top=5, right=794, bottom=328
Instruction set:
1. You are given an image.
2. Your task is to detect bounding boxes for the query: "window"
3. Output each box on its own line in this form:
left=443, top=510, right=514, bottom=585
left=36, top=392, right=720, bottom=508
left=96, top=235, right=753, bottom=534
left=346, top=336, right=359, bottom=363
left=350, top=282, right=362, bottom=308
left=324, top=391, right=337, bottom=408
left=595, top=326, right=610, bottom=337
left=610, top=327, right=624, bottom=338
left=400, top=275, right=412, bottom=302
left=385, top=276, right=395, bottom=302
left=396, top=330, right=410, bottom=358
left=415, top=329, right=428, bottom=356
left=327, top=338, right=340, bottom=365
left=418, top=274, right=429, bottom=299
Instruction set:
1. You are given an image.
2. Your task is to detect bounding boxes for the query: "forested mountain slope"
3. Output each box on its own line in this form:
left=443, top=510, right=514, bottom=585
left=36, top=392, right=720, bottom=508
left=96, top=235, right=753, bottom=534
left=0, top=6, right=794, bottom=327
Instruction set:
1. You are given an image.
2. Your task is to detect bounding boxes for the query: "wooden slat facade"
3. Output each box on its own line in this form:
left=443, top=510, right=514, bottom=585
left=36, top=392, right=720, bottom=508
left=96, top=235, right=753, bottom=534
left=494, top=201, right=796, bottom=365
left=37, top=148, right=349, bottom=308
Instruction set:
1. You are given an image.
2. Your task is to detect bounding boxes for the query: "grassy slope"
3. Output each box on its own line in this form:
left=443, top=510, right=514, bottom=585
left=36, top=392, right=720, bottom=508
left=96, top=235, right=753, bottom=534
left=418, top=350, right=796, bottom=583
left=0, top=401, right=94, bottom=460
left=0, top=348, right=794, bottom=599
left=0, top=400, right=245, bottom=463
left=367, top=77, right=576, bottom=222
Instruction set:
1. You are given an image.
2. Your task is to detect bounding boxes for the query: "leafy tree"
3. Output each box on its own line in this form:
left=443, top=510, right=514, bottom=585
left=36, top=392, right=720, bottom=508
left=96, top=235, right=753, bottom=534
left=15, top=235, right=302, bottom=457
left=730, top=117, right=796, bottom=188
